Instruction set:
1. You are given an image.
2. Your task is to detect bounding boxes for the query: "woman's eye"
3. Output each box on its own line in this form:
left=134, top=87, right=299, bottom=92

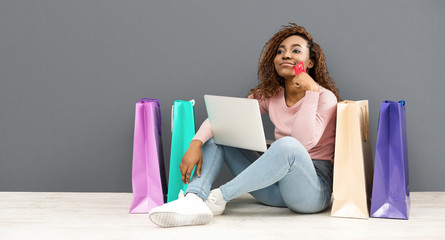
left=292, top=49, right=301, bottom=53
left=277, top=49, right=284, bottom=54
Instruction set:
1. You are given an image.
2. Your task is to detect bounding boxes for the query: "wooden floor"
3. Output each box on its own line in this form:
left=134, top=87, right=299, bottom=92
left=1, top=192, right=444, bottom=240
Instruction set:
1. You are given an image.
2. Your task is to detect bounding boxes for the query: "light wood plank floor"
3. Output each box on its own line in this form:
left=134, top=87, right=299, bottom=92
left=1, top=192, right=444, bottom=240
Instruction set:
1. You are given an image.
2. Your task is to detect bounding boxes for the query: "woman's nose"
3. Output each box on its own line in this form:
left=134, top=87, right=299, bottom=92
left=282, top=50, right=292, bottom=59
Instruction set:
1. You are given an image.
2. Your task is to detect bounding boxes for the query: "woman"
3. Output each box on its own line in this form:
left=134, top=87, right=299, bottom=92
left=149, top=23, right=340, bottom=227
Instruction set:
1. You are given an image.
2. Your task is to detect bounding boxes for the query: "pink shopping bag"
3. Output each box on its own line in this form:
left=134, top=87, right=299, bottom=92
left=130, top=98, right=167, bottom=213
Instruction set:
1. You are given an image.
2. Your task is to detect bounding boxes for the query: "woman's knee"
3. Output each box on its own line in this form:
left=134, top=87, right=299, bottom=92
left=272, top=137, right=304, bottom=151
left=205, top=137, right=216, bottom=146
left=202, top=137, right=220, bottom=151
left=269, top=137, right=309, bottom=160
left=201, top=137, right=225, bottom=161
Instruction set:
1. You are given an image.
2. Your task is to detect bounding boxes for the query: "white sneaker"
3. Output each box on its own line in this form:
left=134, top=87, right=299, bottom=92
left=148, top=194, right=213, bottom=227
left=205, top=188, right=227, bottom=216
left=178, top=189, right=185, bottom=199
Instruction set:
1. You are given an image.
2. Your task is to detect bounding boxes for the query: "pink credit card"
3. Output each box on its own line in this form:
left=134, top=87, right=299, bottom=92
left=294, top=62, right=305, bottom=75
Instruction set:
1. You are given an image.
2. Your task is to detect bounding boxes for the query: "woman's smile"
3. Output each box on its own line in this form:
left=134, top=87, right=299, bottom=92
left=279, top=61, right=296, bottom=67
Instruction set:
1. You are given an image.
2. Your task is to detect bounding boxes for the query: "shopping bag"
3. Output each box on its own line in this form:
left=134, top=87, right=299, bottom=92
left=331, top=100, right=374, bottom=219
left=167, top=100, right=196, bottom=202
left=130, top=98, right=168, bottom=213
left=371, top=100, right=410, bottom=219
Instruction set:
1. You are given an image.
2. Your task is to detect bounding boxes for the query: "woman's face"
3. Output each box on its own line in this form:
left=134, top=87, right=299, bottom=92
left=273, top=35, right=314, bottom=79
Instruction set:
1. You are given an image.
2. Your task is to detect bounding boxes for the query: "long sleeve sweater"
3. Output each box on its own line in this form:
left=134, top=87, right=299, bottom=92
left=193, top=87, right=338, bottom=163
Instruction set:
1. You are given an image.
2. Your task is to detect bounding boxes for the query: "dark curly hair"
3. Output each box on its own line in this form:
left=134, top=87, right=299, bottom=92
left=249, top=23, right=340, bottom=101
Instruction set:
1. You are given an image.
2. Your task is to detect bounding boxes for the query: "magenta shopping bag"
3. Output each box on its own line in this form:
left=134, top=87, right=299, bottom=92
left=370, top=100, right=409, bottom=219
left=130, top=98, right=167, bottom=213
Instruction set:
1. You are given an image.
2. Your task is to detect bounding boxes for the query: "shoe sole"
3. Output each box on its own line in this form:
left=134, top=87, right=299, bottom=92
left=212, top=209, right=224, bottom=216
left=149, top=212, right=212, bottom=227
left=205, top=203, right=226, bottom=216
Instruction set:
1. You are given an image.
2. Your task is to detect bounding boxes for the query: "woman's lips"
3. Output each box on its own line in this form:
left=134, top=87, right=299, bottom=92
left=280, top=62, right=295, bottom=67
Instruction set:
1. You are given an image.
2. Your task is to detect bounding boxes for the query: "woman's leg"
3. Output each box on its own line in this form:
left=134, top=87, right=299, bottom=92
left=221, top=146, right=287, bottom=207
left=219, top=136, right=333, bottom=213
left=185, top=138, right=225, bottom=200
left=149, top=138, right=224, bottom=227
left=185, top=137, right=281, bottom=204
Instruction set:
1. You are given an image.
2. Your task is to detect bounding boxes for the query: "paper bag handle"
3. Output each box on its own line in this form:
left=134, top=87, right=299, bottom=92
left=361, top=105, right=368, bottom=142
left=138, top=98, right=162, bottom=135
left=139, top=98, right=160, bottom=105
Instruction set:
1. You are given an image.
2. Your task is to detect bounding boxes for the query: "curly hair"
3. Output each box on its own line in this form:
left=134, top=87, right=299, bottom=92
left=249, top=23, right=340, bottom=101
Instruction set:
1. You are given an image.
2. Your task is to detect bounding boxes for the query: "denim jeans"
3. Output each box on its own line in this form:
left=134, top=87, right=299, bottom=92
left=185, top=136, right=333, bottom=213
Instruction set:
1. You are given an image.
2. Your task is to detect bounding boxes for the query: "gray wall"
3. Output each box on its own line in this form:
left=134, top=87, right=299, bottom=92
left=1, top=0, right=444, bottom=192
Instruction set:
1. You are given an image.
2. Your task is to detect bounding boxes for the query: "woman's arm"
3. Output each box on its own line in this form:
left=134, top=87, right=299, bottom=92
left=291, top=90, right=337, bottom=151
left=192, top=119, right=213, bottom=144
left=247, top=93, right=269, bottom=114
left=180, top=139, right=203, bottom=184
left=179, top=119, right=212, bottom=184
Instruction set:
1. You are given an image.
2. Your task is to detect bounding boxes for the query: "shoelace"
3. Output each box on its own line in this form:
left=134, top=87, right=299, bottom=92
left=206, top=194, right=217, bottom=203
left=178, top=190, right=218, bottom=204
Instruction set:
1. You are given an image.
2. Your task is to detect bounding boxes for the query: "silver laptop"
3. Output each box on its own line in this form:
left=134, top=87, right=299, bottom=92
left=204, top=95, right=267, bottom=152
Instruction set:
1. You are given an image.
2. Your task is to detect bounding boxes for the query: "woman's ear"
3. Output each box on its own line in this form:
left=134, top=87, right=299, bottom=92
left=307, top=59, right=315, bottom=69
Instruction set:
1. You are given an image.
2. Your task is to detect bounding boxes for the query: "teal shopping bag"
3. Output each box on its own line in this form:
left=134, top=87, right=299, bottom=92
left=167, top=100, right=196, bottom=202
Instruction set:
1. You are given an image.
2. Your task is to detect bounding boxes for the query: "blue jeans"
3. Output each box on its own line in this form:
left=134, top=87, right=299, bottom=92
left=185, top=136, right=333, bottom=213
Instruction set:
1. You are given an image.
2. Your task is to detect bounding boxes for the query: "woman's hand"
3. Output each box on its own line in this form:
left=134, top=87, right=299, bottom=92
left=292, top=72, right=320, bottom=92
left=179, top=140, right=203, bottom=184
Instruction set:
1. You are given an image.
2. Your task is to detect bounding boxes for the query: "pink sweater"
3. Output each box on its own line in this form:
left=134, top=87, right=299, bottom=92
left=193, top=87, right=338, bottom=162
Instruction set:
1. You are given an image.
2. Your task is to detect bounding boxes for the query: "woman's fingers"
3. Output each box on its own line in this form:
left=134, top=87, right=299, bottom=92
left=180, top=164, right=186, bottom=184
left=196, top=158, right=203, bottom=178
left=184, top=170, right=190, bottom=184
left=180, top=164, right=193, bottom=184
left=293, top=72, right=319, bottom=91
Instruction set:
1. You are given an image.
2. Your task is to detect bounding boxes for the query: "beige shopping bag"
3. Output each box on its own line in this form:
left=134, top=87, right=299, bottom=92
left=331, top=100, right=374, bottom=219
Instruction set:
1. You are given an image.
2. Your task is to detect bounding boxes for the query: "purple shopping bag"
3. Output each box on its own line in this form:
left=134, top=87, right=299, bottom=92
left=370, top=100, right=409, bottom=219
left=130, top=98, right=167, bottom=213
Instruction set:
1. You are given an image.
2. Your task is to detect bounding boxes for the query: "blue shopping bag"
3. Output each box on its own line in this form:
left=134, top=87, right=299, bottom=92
left=370, top=100, right=410, bottom=219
